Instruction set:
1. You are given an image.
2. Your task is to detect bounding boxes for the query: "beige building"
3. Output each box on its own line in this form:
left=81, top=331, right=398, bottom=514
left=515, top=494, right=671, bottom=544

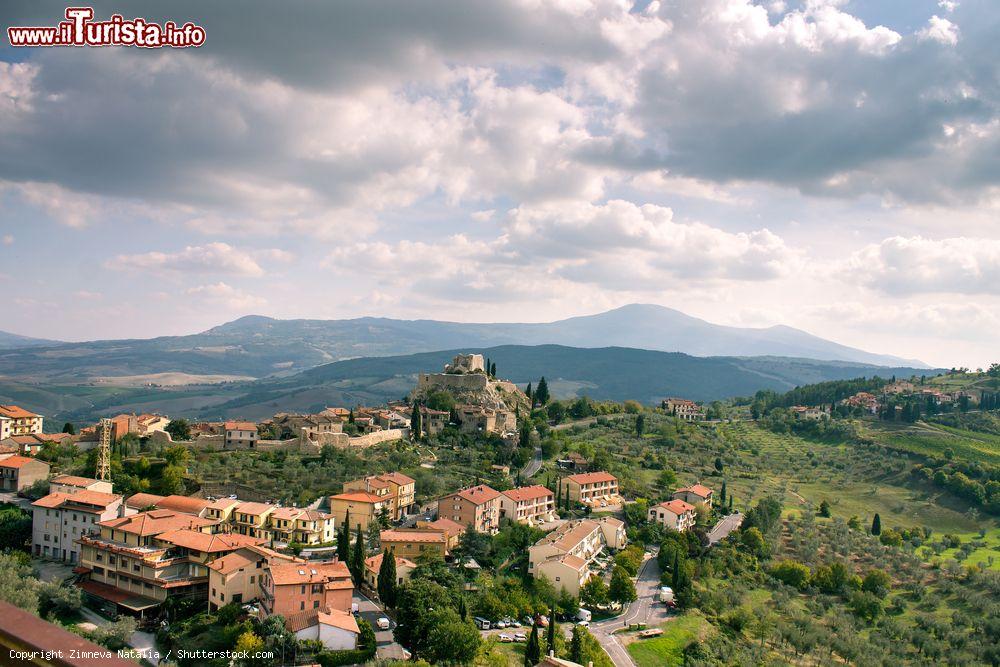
left=648, top=499, right=697, bottom=532
left=661, top=398, right=705, bottom=421
left=418, top=406, right=449, bottom=437
left=528, top=517, right=627, bottom=597
left=329, top=491, right=392, bottom=531
left=563, top=471, right=620, bottom=507
left=438, top=484, right=501, bottom=534
left=499, top=485, right=557, bottom=525
left=33, top=490, right=124, bottom=563
left=363, top=552, right=416, bottom=591
left=672, top=484, right=713, bottom=507
left=224, top=421, right=259, bottom=450
left=207, top=544, right=298, bottom=612
left=0, top=405, right=43, bottom=437
left=0, top=455, right=49, bottom=492
left=379, top=527, right=450, bottom=560
left=49, top=475, right=114, bottom=496
left=342, top=472, right=416, bottom=520
left=75, top=509, right=263, bottom=618
left=232, top=502, right=277, bottom=540
left=269, top=507, right=337, bottom=545
left=137, top=414, right=171, bottom=435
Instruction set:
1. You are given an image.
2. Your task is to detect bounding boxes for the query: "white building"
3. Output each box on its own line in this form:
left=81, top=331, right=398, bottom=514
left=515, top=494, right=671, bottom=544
left=286, top=607, right=360, bottom=650
left=49, top=475, right=114, bottom=496
left=32, top=490, right=123, bottom=563
left=224, top=421, right=259, bottom=449
left=648, top=499, right=697, bottom=532
left=499, top=485, right=557, bottom=525
left=528, top=517, right=626, bottom=597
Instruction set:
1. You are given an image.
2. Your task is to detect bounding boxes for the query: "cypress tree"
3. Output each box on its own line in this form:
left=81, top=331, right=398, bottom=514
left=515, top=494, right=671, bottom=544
left=337, top=510, right=351, bottom=562
left=720, top=479, right=727, bottom=506
left=350, top=525, right=365, bottom=584
left=570, top=625, right=583, bottom=663
left=547, top=604, right=557, bottom=651
left=871, top=513, right=882, bottom=536
left=536, top=377, right=550, bottom=406
left=490, top=362, right=497, bottom=378
left=526, top=383, right=533, bottom=402
left=671, top=550, right=680, bottom=589
left=524, top=624, right=541, bottom=666
left=410, top=403, right=422, bottom=441
left=377, top=548, right=397, bottom=608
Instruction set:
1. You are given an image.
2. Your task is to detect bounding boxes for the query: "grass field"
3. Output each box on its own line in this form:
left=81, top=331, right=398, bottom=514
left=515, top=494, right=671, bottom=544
left=626, top=613, right=712, bottom=667
left=920, top=527, right=1000, bottom=571
left=863, top=420, right=1000, bottom=465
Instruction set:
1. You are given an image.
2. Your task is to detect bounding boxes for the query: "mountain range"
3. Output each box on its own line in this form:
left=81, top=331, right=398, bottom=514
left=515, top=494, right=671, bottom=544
left=0, top=304, right=924, bottom=384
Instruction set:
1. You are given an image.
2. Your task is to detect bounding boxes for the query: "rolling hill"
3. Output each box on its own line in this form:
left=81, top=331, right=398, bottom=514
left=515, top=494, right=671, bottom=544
left=0, top=330, right=62, bottom=349
left=0, top=304, right=924, bottom=384
left=1, top=345, right=936, bottom=425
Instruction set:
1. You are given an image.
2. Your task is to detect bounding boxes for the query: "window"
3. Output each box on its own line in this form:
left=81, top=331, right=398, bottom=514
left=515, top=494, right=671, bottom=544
left=300, top=601, right=305, bottom=610
left=313, top=600, right=319, bottom=608
left=212, top=588, right=216, bottom=597
left=301, top=585, right=306, bottom=594
left=250, top=575, right=255, bottom=583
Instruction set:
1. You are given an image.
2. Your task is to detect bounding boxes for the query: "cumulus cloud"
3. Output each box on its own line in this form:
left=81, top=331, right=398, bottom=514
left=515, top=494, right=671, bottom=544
left=108, top=242, right=279, bottom=277
left=847, top=236, right=1000, bottom=295
left=807, top=301, right=1000, bottom=339
left=917, top=15, right=960, bottom=45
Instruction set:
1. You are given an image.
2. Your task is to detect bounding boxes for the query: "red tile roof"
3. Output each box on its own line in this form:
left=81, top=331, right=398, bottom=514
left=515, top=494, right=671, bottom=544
left=0, top=455, right=43, bottom=469
left=32, top=490, right=121, bottom=511
left=381, top=529, right=447, bottom=544
left=502, top=485, right=554, bottom=502
left=268, top=560, right=351, bottom=586
left=657, top=499, right=696, bottom=515
left=224, top=421, right=258, bottom=431
left=156, top=529, right=264, bottom=553
left=0, top=405, right=38, bottom=419
left=443, top=484, right=501, bottom=504
left=565, top=471, right=617, bottom=485
left=676, top=484, right=712, bottom=499
left=330, top=491, right=387, bottom=504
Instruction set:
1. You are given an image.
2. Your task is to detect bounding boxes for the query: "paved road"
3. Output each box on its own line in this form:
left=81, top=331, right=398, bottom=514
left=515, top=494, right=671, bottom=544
left=0, top=491, right=34, bottom=511
left=590, top=555, right=666, bottom=667
left=355, top=591, right=408, bottom=660
left=708, top=512, right=743, bottom=544
left=521, top=445, right=543, bottom=478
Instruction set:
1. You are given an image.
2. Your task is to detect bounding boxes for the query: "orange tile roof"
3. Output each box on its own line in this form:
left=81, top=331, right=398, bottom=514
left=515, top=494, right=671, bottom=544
left=224, top=421, right=258, bottom=431
left=268, top=560, right=351, bottom=586
left=330, top=491, right=386, bottom=504
left=443, top=484, right=501, bottom=505
left=234, top=502, right=276, bottom=516
left=502, top=485, right=554, bottom=502
left=101, top=509, right=215, bottom=536
left=206, top=550, right=256, bottom=575
left=155, top=495, right=212, bottom=515
left=565, top=471, right=617, bottom=485
left=657, top=499, right=696, bottom=515
left=156, top=529, right=264, bottom=553
left=380, top=529, right=447, bottom=544
left=124, top=493, right=166, bottom=509
left=0, top=405, right=38, bottom=419
left=206, top=497, right=241, bottom=510
left=32, top=490, right=121, bottom=512
left=364, top=553, right=416, bottom=572
left=269, top=507, right=307, bottom=521
left=51, top=474, right=102, bottom=488
left=377, top=471, right=415, bottom=485
left=285, top=606, right=360, bottom=634
left=677, top=484, right=713, bottom=498
left=422, top=517, right=464, bottom=538
left=0, top=455, right=43, bottom=469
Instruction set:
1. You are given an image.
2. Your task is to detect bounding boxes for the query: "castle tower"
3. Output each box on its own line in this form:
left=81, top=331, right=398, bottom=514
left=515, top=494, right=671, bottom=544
left=96, top=417, right=112, bottom=481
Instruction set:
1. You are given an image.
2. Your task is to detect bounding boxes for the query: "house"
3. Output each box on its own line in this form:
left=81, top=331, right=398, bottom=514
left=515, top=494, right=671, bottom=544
left=50, top=475, right=114, bottom=496
left=286, top=607, right=360, bottom=651
left=499, top=485, right=557, bottom=525
left=661, top=398, right=705, bottom=422
left=0, top=455, right=50, bottom=492
left=379, top=527, right=451, bottom=560
left=842, top=392, right=879, bottom=414
left=269, top=507, right=336, bottom=546
left=232, top=502, right=278, bottom=541
left=455, top=404, right=516, bottom=434
left=272, top=413, right=344, bottom=440
left=207, top=544, right=298, bottom=612
left=107, top=414, right=139, bottom=441
left=789, top=406, right=827, bottom=420
left=75, top=509, right=262, bottom=618
left=260, top=560, right=353, bottom=617
left=415, top=517, right=464, bottom=551
left=418, top=406, right=449, bottom=437
left=224, top=421, right=259, bottom=450
left=124, top=493, right=213, bottom=518
left=137, top=414, right=171, bottom=435
left=342, top=471, right=417, bottom=520
left=0, top=405, right=43, bottom=437
left=563, top=471, right=620, bottom=507
left=672, top=484, right=713, bottom=507
left=648, top=499, right=696, bottom=532
left=528, top=517, right=626, bottom=597
left=32, top=490, right=124, bottom=562
left=363, top=552, right=416, bottom=591
left=328, top=491, right=392, bottom=531
left=556, top=451, right=589, bottom=471
left=205, top=497, right=242, bottom=523
left=438, top=484, right=502, bottom=534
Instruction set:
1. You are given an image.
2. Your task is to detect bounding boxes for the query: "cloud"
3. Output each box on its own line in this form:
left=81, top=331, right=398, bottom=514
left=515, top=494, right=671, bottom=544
left=847, top=236, right=1000, bottom=295
left=1, top=234, right=12, bottom=246
left=807, top=301, right=1000, bottom=340
left=185, top=282, right=266, bottom=310
left=917, top=15, right=960, bottom=45
left=107, top=242, right=277, bottom=277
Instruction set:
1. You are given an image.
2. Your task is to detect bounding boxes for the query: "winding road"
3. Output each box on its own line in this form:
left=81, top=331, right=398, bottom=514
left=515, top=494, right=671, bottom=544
left=589, top=554, right=665, bottom=667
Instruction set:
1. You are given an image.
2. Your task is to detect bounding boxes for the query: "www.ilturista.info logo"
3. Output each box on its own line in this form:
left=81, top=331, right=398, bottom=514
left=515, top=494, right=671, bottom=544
left=7, top=7, right=206, bottom=48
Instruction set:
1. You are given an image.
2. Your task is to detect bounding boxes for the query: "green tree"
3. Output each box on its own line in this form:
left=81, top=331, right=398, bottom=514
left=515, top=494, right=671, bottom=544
left=350, top=525, right=365, bottom=584
left=337, top=511, right=351, bottom=562
left=871, top=513, right=882, bottom=536
left=719, top=479, right=727, bottom=506
left=609, top=566, right=637, bottom=605
left=580, top=576, right=609, bottom=608
left=769, top=559, right=811, bottom=590
left=164, top=419, right=191, bottom=441
left=377, top=549, right=398, bottom=608
left=535, top=377, right=550, bottom=406
left=818, top=500, right=831, bottom=518
left=635, top=414, right=646, bottom=438
left=861, top=569, right=891, bottom=598
left=524, top=624, right=541, bottom=666
left=547, top=604, right=557, bottom=652
left=410, top=403, right=422, bottom=440
left=570, top=624, right=584, bottom=663
left=714, top=457, right=723, bottom=472
left=61, top=422, right=75, bottom=435
left=0, top=552, right=39, bottom=612
left=425, top=609, right=481, bottom=664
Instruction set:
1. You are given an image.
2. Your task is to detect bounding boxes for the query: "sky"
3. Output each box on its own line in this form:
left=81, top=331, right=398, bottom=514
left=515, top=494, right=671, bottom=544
left=0, top=0, right=998, bottom=369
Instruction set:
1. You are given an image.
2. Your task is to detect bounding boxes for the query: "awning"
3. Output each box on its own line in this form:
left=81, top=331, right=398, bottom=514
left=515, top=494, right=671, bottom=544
left=77, top=580, right=161, bottom=611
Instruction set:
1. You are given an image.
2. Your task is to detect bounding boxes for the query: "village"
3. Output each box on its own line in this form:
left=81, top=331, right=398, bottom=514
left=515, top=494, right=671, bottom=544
left=0, top=354, right=737, bottom=667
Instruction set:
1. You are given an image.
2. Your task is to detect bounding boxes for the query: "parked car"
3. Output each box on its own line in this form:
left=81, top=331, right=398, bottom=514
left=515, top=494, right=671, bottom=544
left=577, top=620, right=590, bottom=627
left=577, top=609, right=592, bottom=622
left=510, top=619, right=521, bottom=627
left=495, top=620, right=507, bottom=629
left=499, top=633, right=514, bottom=643
left=377, top=617, right=391, bottom=631
left=514, top=633, right=527, bottom=642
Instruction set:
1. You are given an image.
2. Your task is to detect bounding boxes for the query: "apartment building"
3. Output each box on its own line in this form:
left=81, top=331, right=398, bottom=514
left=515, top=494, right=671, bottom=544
left=49, top=475, right=113, bottom=496
left=75, top=509, right=262, bottom=618
left=0, top=405, right=43, bottom=437
left=438, top=484, right=501, bottom=534
left=563, top=471, right=620, bottom=507
left=32, top=490, right=124, bottom=562
left=124, top=493, right=213, bottom=518
left=260, top=560, right=353, bottom=617
left=379, top=528, right=451, bottom=560
left=499, top=485, right=557, bottom=525
left=207, top=544, right=298, bottom=612
left=232, top=502, right=277, bottom=541
left=648, top=499, right=697, bottom=532
left=672, top=484, right=713, bottom=507
left=205, top=497, right=242, bottom=523
left=269, top=507, right=337, bottom=545
left=224, top=421, right=259, bottom=450
left=329, top=491, right=392, bottom=531
left=342, top=471, right=416, bottom=520
left=527, top=517, right=627, bottom=597
left=0, top=455, right=49, bottom=492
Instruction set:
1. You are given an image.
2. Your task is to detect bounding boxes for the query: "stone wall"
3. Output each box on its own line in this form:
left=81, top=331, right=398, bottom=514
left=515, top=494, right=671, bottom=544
left=416, top=372, right=489, bottom=393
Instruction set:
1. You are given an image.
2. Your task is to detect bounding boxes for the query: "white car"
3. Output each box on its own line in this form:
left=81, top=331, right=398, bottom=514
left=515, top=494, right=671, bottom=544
left=377, top=617, right=391, bottom=630
left=514, top=633, right=527, bottom=642
left=577, top=620, right=590, bottom=627
left=495, top=620, right=507, bottom=629
left=498, top=633, right=514, bottom=643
